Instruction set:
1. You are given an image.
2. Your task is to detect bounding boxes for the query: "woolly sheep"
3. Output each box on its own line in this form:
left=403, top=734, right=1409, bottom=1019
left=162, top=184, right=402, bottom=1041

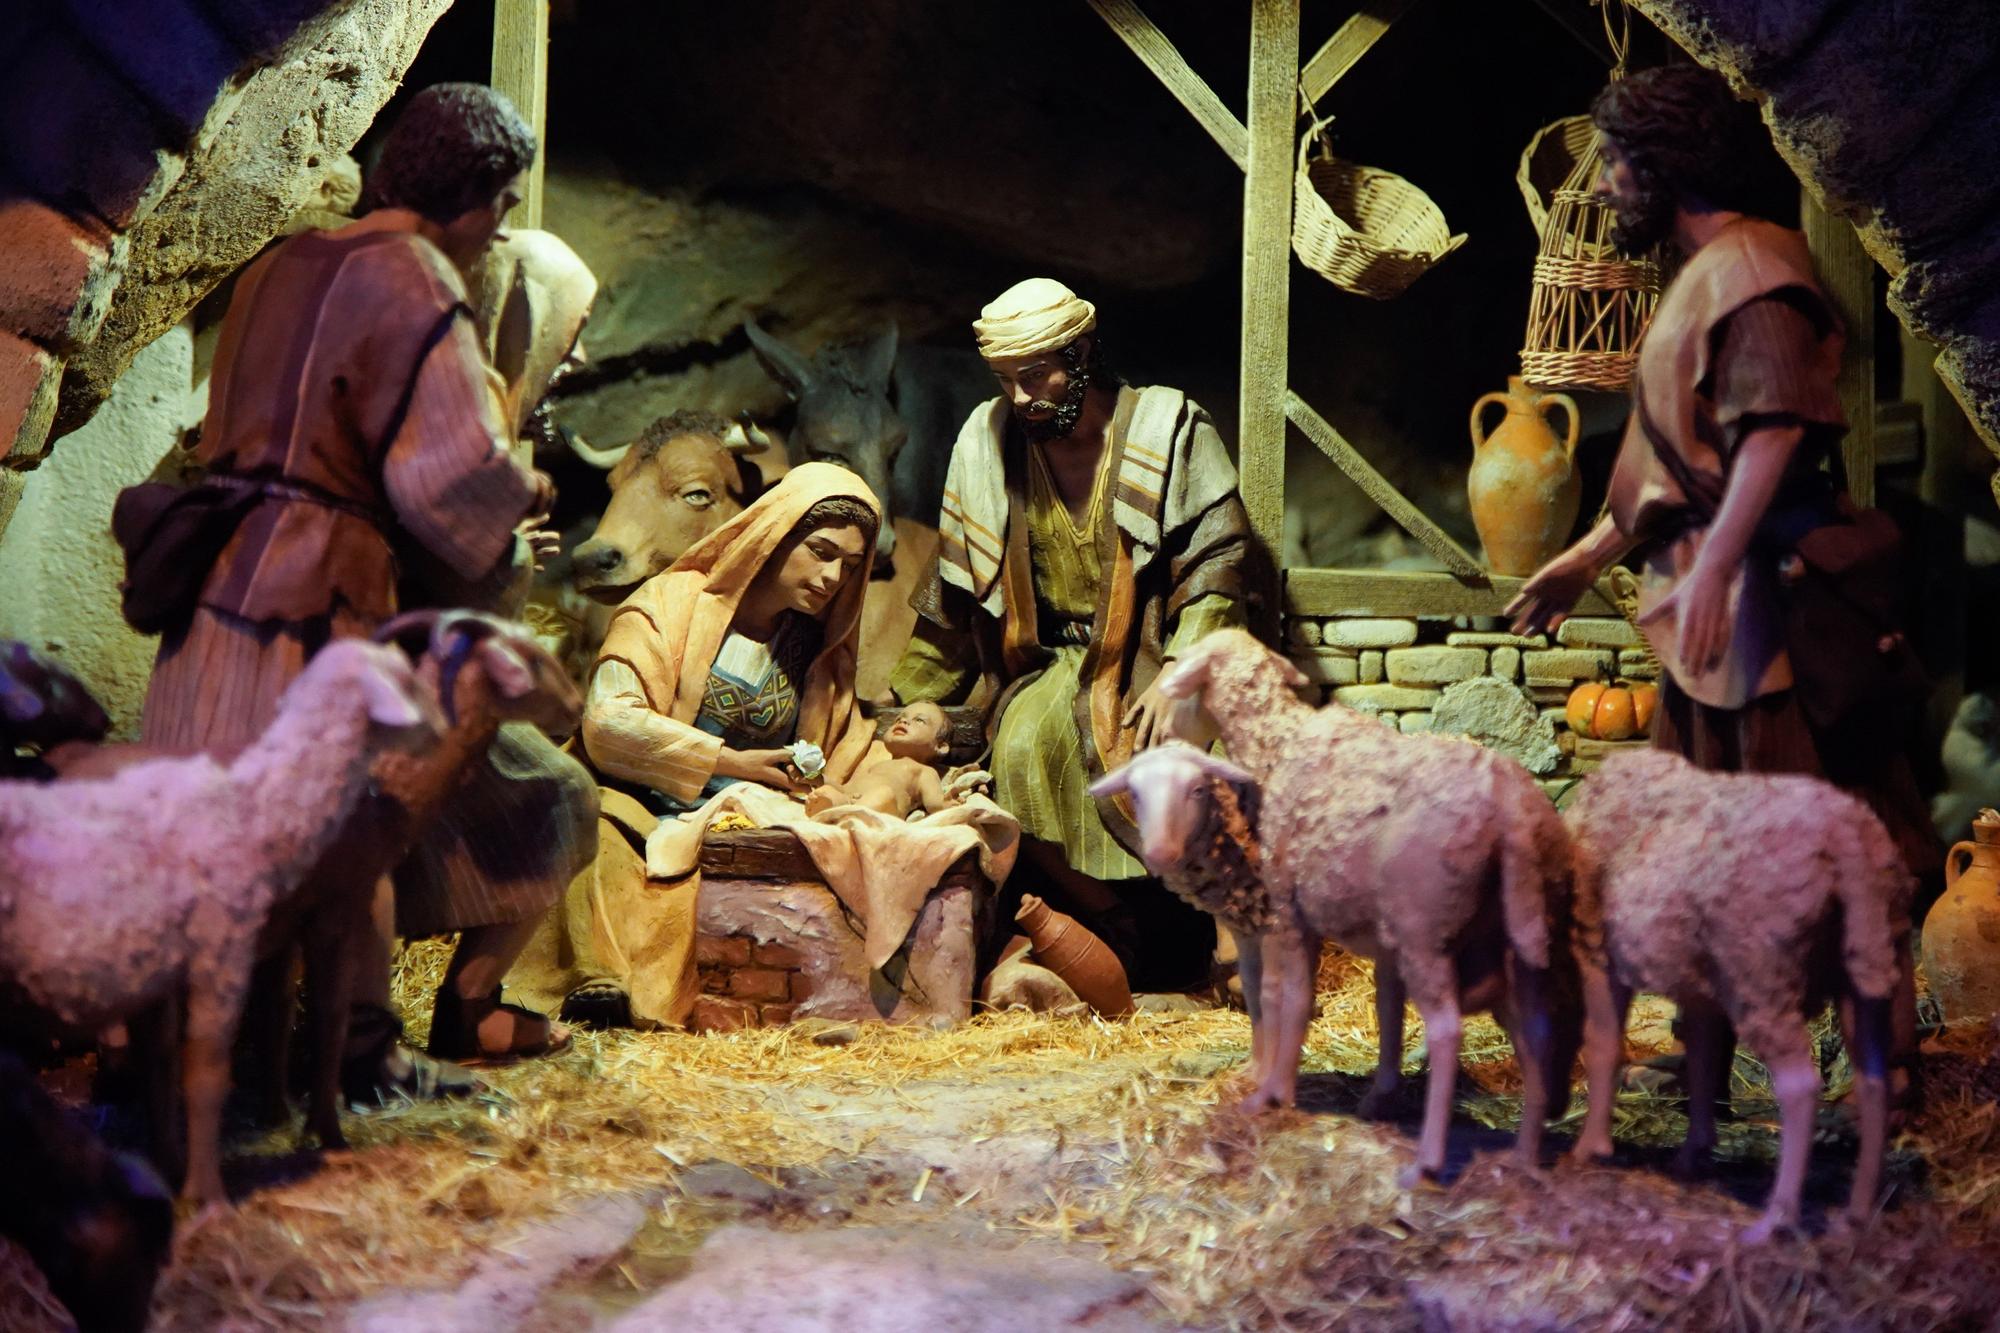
left=1565, top=747, right=1914, bottom=1242
left=1122, top=628, right=1577, bottom=1182
left=0, top=638, right=440, bottom=1207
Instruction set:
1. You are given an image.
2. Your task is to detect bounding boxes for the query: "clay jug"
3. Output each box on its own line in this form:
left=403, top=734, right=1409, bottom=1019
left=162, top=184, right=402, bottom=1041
left=1014, top=895, right=1134, bottom=1018
left=1467, top=375, right=1581, bottom=576
left=1923, top=808, right=2000, bottom=1026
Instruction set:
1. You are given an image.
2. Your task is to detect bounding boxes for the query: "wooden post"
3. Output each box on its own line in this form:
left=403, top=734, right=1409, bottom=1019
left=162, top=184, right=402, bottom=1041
left=492, top=0, right=549, bottom=230
left=1801, top=193, right=1874, bottom=506
left=1239, top=0, right=1297, bottom=568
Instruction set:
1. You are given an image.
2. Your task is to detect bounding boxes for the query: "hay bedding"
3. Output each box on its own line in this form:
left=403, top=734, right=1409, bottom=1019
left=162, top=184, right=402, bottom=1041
left=4, top=941, right=1999, bottom=1331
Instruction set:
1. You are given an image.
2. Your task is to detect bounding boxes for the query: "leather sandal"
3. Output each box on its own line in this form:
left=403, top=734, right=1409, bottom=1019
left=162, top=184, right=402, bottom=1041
left=429, top=985, right=573, bottom=1067
left=341, top=1003, right=485, bottom=1106
left=559, top=980, right=634, bottom=1031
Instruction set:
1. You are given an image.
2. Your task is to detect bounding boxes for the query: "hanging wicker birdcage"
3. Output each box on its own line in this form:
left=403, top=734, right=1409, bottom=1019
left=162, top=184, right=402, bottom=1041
left=1516, top=116, right=1661, bottom=392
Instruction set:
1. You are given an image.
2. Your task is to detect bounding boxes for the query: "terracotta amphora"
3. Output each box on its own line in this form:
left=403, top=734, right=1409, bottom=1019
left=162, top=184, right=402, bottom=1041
left=1467, top=375, right=1581, bottom=576
left=1014, top=895, right=1134, bottom=1018
left=1924, top=808, right=2000, bottom=1027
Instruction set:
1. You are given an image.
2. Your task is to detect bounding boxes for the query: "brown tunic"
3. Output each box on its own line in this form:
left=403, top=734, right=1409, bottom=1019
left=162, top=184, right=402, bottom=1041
left=140, top=213, right=554, bottom=929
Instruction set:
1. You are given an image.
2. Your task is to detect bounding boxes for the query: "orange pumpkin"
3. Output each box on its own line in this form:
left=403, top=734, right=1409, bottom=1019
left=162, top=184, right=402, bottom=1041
left=1566, top=680, right=1657, bottom=741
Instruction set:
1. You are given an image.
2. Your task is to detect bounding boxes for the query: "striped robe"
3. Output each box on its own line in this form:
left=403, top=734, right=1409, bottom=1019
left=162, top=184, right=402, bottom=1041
left=891, top=384, right=1265, bottom=875
left=140, top=212, right=566, bottom=930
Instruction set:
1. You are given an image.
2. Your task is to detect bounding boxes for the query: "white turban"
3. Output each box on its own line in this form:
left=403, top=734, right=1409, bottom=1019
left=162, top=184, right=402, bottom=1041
left=972, top=277, right=1097, bottom=362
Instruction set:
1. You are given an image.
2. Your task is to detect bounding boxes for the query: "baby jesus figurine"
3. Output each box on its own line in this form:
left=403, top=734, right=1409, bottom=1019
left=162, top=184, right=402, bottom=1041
left=803, top=700, right=958, bottom=820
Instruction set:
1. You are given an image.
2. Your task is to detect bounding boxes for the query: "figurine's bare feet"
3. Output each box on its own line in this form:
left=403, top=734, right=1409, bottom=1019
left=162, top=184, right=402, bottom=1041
left=804, top=787, right=838, bottom=817
left=1570, top=1130, right=1615, bottom=1165
left=1396, top=1161, right=1442, bottom=1191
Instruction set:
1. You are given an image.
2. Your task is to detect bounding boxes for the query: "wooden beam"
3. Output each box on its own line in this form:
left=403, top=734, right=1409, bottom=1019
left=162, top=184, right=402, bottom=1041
left=492, top=0, right=550, bottom=229
left=1238, top=0, right=1297, bottom=572
left=1524, top=0, right=1617, bottom=66
left=1086, top=0, right=1248, bottom=169
left=1284, top=391, right=1485, bottom=578
left=1801, top=192, right=1875, bottom=505
left=1299, top=0, right=1414, bottom=105
left=1286, top=567, right=1619, bottom=619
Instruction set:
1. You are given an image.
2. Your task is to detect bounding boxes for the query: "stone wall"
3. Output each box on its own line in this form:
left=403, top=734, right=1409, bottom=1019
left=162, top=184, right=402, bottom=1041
left=0, top=0, right=448, bottom=511
left=0, top=327, right=198, bottom=737
left=1286, top=611, right=1661, bottom=796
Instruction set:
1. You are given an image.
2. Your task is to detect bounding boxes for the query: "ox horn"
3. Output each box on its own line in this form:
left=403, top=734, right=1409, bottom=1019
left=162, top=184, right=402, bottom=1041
left=722, top=417, right=773, bottom=456
left=563, top=428, right=632, bottom=470
left=432, top=613, right=504, bottom=729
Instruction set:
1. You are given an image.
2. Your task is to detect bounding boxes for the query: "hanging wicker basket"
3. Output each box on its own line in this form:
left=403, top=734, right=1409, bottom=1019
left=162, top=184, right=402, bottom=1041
left=1516, top=115, right=1662, bottom=393
left=1292, top=118, right=1466, bottom=301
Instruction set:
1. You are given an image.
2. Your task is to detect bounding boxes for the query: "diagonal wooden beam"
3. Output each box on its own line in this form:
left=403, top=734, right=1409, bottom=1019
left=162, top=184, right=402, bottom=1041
left=1299, top=0, right=1415, bottom=105
left=1285, top=391, right=1486, bottom=578
left=1086, top=0, right=1248, bottom=169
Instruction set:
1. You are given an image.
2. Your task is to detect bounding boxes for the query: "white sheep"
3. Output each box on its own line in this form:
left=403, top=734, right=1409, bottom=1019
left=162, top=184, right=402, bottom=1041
left=0, top=639, right=439, bottom=1207
left=1118, top=628, right=1576, bottom=1182
left=1564, top=747, right=1914, bottom=1242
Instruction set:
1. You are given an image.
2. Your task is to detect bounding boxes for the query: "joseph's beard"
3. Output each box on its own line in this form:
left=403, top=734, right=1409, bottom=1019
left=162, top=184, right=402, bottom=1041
left=1607, top=187, right=1674, bottom=257
left=1017, top=370, right=1090, bottom=443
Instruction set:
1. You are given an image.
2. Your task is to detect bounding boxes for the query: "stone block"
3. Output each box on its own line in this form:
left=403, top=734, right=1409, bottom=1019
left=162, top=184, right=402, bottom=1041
left=1445, top=631, right=1546, bottom=648
left=688, top=997, right=757, bottom=1034
left=760, top=1004, right=796, bottom=1025
left=1385, top=646, right=1487, bottom=687
left=699, top=970, right=728, bottom=995
left=1332, top=683, right=1441, bottom=713
left=1491, top=646, right=1521, bottom=681
left=1293, top=648, right=1358, bottom=687
left=1287, top=618, right=1321, bottom=647
left=0, top=201, right=123, bottom=353
left=753, top=940, right=808, bottom=969
left=0, top=333, right=61, bottom=465
left=1617, top=649, right=1661, bottom=681
left=1430, top=676, right=1562, bottom=776
left=1554, top=617, right=1637, bottom=649
left=1522, top=648, right=1614, bottom=684
left=697, top=864, right=981, bottom=1025
left=1528, top=686, right=1573, bottom=707
left=0, top=24, right=181, bottom=228
left=59, top=0, right=248, bottom=141
left=1399, top=712, right=1434, bottom=734
left=695, top=934, right=753, bottom=967
left=1321, top=617, right=1420, bottom=649
left=727, top=968, right=791, bottom=1002
left=1358, top=650, right=1383, bottom=684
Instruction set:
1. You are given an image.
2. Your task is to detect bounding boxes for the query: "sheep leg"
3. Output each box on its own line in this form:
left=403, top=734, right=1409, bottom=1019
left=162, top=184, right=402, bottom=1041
left=1840, top=991, right=1893, bottom=1225
left=1238, top=925, right=1314, bottom=1113
left=1404, top=955, right=1463, bottom=1186
left=180, top=944, right=255, bottom=1209
left=1743, top=1020, right=1821, bottom=1244
left=1358, top=955, right=1406, bottom=1121
left=1572, top=957, right=1631, bottom=1164
left=1237, top=927, right=1268, bottom=1089
left=129, top=993, right=186, bottom=1189
left=301, top=898, right=367, bottom=1152
left=1506, top=960, right=1554, bottom=1170
left=1672, top=1004, right=1730, bottom=1180
left=246, top=949, right=299, bottom=1128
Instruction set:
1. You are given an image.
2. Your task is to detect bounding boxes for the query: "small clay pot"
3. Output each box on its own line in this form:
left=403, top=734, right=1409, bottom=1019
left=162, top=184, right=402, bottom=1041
left=1014, top=895, right=1135, bottom=1018
left=1924, top=808, right=2000, bottom=1027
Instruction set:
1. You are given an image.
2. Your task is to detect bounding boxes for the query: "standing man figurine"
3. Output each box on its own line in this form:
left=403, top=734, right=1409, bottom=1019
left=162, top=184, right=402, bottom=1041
left=891, top=278, right=1267, bottom=989
left=1506, top=66, right=1933, bottom=1093
left=132, top=84, right=568, bottom=1096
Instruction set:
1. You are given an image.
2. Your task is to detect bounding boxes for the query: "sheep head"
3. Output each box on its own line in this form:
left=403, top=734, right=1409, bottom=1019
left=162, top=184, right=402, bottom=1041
left=374, top=610, right=582, bottom=739
left=1091, top=743, right=1255, bottom=872
left=293, top=639, right=443, bottom=741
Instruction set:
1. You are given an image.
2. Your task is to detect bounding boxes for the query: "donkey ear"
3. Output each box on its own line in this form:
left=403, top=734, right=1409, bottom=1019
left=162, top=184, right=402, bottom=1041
left=745, top=320, right=814, bottom=400
left=861, top=321, right=898, bottom=391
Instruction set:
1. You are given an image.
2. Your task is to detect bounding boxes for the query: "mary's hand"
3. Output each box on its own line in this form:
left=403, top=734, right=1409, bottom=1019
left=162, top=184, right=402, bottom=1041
left=1122, top=678, right=1178, bottom=751
left=713, top=747, right=800, bottom=791
left=943, top=765, right=992, bottom=803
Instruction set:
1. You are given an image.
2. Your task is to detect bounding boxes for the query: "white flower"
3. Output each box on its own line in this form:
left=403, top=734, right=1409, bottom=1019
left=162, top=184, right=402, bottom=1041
left=787, top=740, right=826, bottom=780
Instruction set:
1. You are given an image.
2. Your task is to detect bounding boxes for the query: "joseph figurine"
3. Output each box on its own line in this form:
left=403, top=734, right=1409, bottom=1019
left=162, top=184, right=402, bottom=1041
left=891, top=279, right=1267, bottom=989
